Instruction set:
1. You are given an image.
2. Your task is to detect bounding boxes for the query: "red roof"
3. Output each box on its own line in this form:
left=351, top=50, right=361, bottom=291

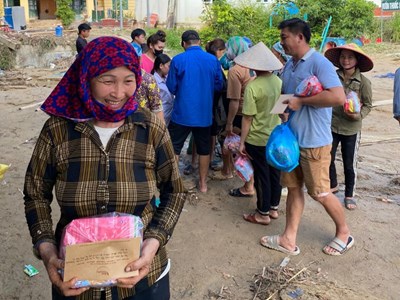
left=374, top=7, right=396, bottom=17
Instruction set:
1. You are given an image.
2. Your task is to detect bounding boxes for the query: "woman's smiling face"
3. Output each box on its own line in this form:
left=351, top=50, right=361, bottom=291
left=90, top=66, right=137, bottom=110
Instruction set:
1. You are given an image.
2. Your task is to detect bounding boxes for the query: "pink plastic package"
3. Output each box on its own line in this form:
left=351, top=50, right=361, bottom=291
left=224, top=133, right=241, bottom=154
left=344, top=91, right=361, bottom=113
left=234, top=155, right=254, bottom=182
left=59, top=212, right=143, bottom=288
left=295, top=75, right=323, bottom=97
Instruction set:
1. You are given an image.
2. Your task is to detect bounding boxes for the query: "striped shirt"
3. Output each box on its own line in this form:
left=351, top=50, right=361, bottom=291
left=24, top=108, right=186, bottom=300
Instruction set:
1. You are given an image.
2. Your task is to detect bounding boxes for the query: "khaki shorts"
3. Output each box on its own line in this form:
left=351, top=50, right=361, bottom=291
left=281, top=145, right=332, bottom=198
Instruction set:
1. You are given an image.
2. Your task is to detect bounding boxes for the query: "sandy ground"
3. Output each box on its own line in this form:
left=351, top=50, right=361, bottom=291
left=0, top=45, right=400, bottom=300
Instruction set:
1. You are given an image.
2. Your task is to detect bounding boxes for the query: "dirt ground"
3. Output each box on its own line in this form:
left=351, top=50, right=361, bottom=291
left=0, top=42, right=400, bottom=300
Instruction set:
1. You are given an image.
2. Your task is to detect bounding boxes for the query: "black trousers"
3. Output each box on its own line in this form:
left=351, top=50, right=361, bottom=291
left=329, top=131, right=360, bottom=198
left=245, top=142, right=282, bottom=215
left=52, top=273, right=170, bottom=300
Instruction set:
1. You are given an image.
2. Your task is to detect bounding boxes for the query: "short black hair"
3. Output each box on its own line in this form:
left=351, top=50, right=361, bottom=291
left=181, top=30, right=200, bottom=42
left=131, top=28, right=146, bottom=40
left=278, top=18, right=311, bottom=44
left=78, top=23, right=91, bottom=34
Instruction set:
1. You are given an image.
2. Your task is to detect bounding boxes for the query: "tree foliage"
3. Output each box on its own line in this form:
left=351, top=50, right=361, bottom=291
left=55, top=0, right=75, bottom=27
left=200, top=0, right=274, bottom=45
left=200, top=0, right=377, bottom=47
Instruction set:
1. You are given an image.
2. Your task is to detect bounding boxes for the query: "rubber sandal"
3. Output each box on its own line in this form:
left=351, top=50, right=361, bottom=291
left=260, top=235, right=300, bottom=255
left=229, top=188, right=254, bottom=198
left=344, top=198, right=357, bottom=210
left=322, top=235, right=354, bottom=256
left=243, top=213, right=270, bottom=225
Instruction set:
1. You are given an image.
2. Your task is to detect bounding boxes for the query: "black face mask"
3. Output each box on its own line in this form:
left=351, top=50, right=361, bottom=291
left=154, top=49, right=164, bottom=56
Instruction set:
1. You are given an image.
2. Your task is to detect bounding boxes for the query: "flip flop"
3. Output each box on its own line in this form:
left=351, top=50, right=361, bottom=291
left=322, top=235, right=354, bottom=256
left=229, top=188, right=254, bottom=198
left=243, top=213, right=270, bottom=225
left=260, top=235, right=300, bottom=256
left=344, top=198, right=357, bottom=210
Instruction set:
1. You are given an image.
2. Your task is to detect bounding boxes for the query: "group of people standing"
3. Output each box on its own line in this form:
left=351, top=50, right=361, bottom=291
left=24, top=17, right=378, bottom=299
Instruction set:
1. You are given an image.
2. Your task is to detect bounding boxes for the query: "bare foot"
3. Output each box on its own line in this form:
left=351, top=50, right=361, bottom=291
left=198, top=182, right=207, bottom=193
left=269, top=210, right=279, bottom=219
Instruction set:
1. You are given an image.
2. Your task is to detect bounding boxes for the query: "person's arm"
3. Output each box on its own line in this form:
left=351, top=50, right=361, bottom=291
left=214, top=60, right=224, bottom=92
left=394, top=68, right=400, bottom=124
left=284, top=86, right=345, bottom=111
left=119, top=117, right=185, bottom=286
left=24, top=121, right=88, bottom=296
left=225, top=67, right=242, bottom=135
left=239, top=85, right=256, bottom=155
left=355, top=76, right=373, bottom=120
left=166, top=59, right=178, bottom=95
left=147, top=75, right=165, bottom=122
left=239, top=115, right=253, bottom=156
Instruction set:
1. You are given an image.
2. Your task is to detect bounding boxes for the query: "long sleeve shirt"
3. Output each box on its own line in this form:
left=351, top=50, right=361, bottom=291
left=166, top=45, right=223, bottom=127
left=24, top=108, right=185, bottom=300
left=394, top=68, right=400, bottom=119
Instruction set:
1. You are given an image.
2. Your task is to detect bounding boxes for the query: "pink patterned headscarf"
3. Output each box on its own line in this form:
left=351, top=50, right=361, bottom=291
left=41, top=36, right=142, bottom=122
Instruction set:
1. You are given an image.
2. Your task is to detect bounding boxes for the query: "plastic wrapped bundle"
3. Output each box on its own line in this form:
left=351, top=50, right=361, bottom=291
left=344, top=91, right=361, bottom=113
left=266, top=123, right=300, bottom=172
left=295, top=75, right=323, bottom=97
left=59, top=212, right=144, bottom=288
left=234, top=154, right=254, bottom=182
left=223, top=133, right=241, bottom=154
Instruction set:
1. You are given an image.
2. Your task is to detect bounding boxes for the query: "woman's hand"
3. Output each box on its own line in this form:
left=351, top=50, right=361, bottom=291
left=117, top=238, right=160, bottom=288
left=39, top=242, right=89, bottom=296
left=344, top=110, right=360, bottom=120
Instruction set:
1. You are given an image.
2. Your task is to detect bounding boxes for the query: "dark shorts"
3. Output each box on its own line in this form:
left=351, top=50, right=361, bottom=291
left=168, top=121, right=211, bottom=156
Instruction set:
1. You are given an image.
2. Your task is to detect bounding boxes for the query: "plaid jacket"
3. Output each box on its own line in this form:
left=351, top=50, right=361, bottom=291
left=24, top=108, right=185, bottom=299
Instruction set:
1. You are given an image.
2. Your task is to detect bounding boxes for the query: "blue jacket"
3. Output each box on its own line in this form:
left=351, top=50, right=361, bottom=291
left=166, top=46, right=223, bottom=127
left=394, top=68, right=400, bottom=119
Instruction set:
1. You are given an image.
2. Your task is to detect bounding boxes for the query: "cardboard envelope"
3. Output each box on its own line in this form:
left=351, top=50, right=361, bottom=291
left=270, top=94, right=294, bottom=114
left=63, top=237, right=141, bottom=282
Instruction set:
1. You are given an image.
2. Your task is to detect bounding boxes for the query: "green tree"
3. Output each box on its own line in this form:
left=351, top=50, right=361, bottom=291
left=340, top=0, right=375, bottom=38
left=55, top=0, right=75, bottom=27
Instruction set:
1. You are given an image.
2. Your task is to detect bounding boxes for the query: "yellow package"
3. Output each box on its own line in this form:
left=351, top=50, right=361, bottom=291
left=0, top=164, right=10, bottom=179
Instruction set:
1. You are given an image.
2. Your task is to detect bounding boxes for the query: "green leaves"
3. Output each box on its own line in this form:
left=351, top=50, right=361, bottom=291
left=55, top=0, right=75, bottom=27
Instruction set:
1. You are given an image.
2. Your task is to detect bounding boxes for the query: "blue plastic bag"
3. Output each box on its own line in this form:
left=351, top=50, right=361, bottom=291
left=266, top=122, right=300, bottom=172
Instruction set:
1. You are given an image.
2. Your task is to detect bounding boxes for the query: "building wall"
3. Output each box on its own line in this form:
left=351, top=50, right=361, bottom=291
left=135, top=0, right=204, bottom=25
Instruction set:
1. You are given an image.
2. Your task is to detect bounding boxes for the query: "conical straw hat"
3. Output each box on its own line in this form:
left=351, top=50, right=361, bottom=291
left=324, top=43, right=373, bottom=72
left=234, top=42, right=283, bottom=71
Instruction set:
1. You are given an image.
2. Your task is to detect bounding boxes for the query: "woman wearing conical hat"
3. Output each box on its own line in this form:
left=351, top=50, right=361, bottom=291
left=324, top=43, right=373, bottom=210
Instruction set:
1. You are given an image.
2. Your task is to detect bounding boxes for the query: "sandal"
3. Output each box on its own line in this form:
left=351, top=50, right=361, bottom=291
left=322, top=235, right=354, bottom=256
left=344, top=197, right=357, bottom=210
left=260, top=235, right=300, bottom=255
left=229, top=188, right=254, bottom=198
left=243, top=213, right=270, bottom=225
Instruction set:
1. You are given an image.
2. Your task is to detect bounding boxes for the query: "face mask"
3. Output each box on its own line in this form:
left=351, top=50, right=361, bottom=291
left=154, top=49, right=163, bottom=56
